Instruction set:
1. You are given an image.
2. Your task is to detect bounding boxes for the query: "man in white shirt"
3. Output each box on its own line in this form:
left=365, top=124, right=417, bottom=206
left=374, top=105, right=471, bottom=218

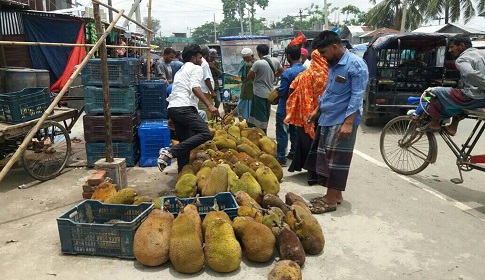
left=158, top=44, right=219, bottom=173
left=198, top=45, right=217, bottom=120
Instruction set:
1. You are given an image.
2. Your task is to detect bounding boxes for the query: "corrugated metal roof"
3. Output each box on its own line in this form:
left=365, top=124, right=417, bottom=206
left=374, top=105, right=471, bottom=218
left=347, top=26, right=373, bottom=34
left=411, top=25, right=445, bottom=33
left=360, top=28, right=400, bottom=38
left=448, top=23, right=485, bottom=34
left=413, top=23, right=485, bottom=34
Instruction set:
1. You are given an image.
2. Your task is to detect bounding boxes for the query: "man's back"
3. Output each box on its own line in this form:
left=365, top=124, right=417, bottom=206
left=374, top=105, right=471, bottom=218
left=167, top=62, right=203, bottom=109
left=252, top=56, right=281, bottom=98
left=456, top=47, right=485, bottom=99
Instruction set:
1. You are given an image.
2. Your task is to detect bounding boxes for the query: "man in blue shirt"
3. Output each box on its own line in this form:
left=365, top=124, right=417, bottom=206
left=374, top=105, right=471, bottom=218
left=307, top=31, right=369, bottom=213
left=276, top=45, right=306, bottom=166
left=170, top=51, right=184, bottom=78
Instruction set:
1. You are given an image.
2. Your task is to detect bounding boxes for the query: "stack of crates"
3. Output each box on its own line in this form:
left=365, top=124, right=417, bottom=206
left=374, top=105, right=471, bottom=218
left=82, top=58, right=141, bottom=167
left=137, top=80, right=170, bottom=167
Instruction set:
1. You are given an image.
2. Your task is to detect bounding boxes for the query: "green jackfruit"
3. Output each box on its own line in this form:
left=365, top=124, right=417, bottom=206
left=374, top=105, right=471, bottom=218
left=196, top=166, right=212, bottom=194
left=286, top=205, right=325, bottom=255
left=255, top=166, right=280, bottom=195
left=169, top=212, right=205, bottom=273
left=202, top=166, right=228, bottom=196
left=235, top=191, right=261, bottom=208
left=104, top=187, right=137, bottom=204
left=133, top=209, right=174, bottom=266
left=178, top=165, right=194, bottom=179
left=233, top=162, right=257, bottom=178
left=175, top=174, right=197, bottom=198
left=238, top=172, right=262, bottom=201
left=204, top=219, right=242, bottom=273
left=258, top=135, right=277, bottom=156
left=241, top=137, right=261, bottom=153
left=132, top=196, right=153, bottom=205
left=227, top=125, right=241, bottom=139
left=236, top=143, right=259, bottom=158
left=183, top=200, right=203, bottom=243
left=258, top=153, right=283, bottom=181
left=202, top=199, right=231, bottom=236
left=262, top=194, right=291, bottom=213
left=214, top=137, right=237, bottom=150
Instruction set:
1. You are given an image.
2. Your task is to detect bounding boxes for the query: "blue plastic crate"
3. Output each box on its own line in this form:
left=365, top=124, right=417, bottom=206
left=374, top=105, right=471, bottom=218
left=57, top=200, right=153, bottom=259
left=162, top=192, right=238, bottom=219
left=86, top=141, right=139, bottom=167
left=84, top=86, right=138, bottom=115
left=82, top=58, right=139, bottom=87
left=0, top=87, right=50, bottom=124
left=138, top=120, right=171, bottom=167
left=139, top=80, right=168, bottom=119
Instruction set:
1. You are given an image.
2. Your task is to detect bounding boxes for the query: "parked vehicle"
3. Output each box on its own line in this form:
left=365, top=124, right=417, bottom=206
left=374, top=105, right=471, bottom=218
left=362, top=33, right=458, bottom=126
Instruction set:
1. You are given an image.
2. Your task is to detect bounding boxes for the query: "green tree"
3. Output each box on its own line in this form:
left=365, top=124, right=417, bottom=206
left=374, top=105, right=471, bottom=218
left=341, top=5, right=366, bottom=25
left=426, top=0, right=484, bottom=24
left=192, top=22, right=219, bottom=44
left=221, top=0, right=268, bottom=34
left=143, top=17, right=162, bottom=45
left=366, top=0, right=425, bottom=30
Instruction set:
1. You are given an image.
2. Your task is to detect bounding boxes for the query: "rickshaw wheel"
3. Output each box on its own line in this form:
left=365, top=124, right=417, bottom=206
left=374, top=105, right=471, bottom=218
left=21, top=121, right=71, bottom=181
left=380, top=116, right=436, bottom=175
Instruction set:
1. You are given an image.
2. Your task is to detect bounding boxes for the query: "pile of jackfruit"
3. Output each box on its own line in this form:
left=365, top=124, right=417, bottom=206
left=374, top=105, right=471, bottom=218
left=175, top=116, right=283, bottom=202
left=133, top=190, right=324, bottom=279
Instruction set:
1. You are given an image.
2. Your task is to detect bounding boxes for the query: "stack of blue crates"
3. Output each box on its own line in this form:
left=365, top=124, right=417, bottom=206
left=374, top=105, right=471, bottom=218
left=82, top=58, right=141, bottom=167
left=137, top=80, right=170, bottom=167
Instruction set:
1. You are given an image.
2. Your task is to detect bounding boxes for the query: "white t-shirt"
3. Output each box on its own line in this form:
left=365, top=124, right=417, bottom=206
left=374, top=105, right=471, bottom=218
left=303, top=59, right=311, bottom=69
left=200, top=57, right=214, bottom=93
left=167, top=62, right=203, bottom=109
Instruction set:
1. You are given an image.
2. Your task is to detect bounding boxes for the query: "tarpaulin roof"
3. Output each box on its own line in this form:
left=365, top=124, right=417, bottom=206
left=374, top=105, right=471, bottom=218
left=219, top=36, right=271, bottom=41
left=368, top=33, right=454, bottom=50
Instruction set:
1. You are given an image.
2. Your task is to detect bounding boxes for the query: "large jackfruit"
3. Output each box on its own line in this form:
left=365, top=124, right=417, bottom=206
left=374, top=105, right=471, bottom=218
left=286, top=205, right=325, bottom=255
left=133, top=209, right=174, bottom=266
left=258, top=153, right=283, bottom=181
left=104, top=187, right=137, bottom=204
left=175, top=174, right=197, bottom=198
left=202, top=166, right=228, bottom=196
left=91, top=180, right=117, bottom=202
left=202, top=199, right=232, bottom=236
left=236, top=172, right=262, bottom=201
left=258, top=135, right=277, bottom=156
left=232, top=216, right=275, bottom=263
left=204, top=218, right=242, bottom=273
left=267, top=260, right=302, bottom=280
left=233, top=162, right=257, bottom=178
left=255, top=166, right=280, bottom=195
left=183, top=199, right=203, bottom=243
left=236, top=143, right=259, bottom=158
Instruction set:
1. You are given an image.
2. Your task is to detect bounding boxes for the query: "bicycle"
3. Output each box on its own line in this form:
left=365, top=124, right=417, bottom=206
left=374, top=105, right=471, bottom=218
left=379, top=90, right=485, bottom=184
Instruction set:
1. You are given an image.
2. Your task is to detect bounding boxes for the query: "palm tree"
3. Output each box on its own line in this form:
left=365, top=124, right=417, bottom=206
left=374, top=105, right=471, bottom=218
left=366, top=0, right=426, bottom=30
left=427, top=0, right=484, bottom=24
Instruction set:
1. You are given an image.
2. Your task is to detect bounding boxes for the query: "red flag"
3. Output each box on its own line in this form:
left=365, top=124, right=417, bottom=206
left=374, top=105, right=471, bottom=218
left=289, top=31, right=307, bottom=46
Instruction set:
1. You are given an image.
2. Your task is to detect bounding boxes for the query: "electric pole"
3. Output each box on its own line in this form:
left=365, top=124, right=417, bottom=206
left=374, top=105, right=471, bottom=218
left=213, top=14, right=217, bottom=42
left=324, top=0, right=329, bottom=30
left=400, top=0, right=408, bottom=32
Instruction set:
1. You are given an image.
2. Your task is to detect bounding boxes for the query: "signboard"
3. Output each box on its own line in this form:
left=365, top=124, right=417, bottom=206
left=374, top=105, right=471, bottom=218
left=162, top=37, right=195, bottom=43
left=263, top=28, right=294, bottom=36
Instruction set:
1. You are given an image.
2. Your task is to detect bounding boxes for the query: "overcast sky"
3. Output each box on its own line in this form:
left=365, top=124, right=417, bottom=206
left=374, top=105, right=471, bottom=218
left=80, top=0, right=484, bottom=36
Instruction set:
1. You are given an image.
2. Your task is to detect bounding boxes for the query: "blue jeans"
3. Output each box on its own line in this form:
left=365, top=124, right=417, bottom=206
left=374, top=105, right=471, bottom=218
left=276, top=113, right=296, bottom=163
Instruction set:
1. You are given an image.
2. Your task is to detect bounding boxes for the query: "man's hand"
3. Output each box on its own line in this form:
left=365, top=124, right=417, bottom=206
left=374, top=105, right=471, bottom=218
left=167, top=119, right=175, bottom=131
left=339, top=123, right=353, bottom=139
left=208, top=105, right=220, bottom=118
left=306, top=110, right=318, bottom=124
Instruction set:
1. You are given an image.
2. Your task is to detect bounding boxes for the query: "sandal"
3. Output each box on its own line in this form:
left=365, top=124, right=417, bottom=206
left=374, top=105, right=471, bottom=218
left=311, top=196, right=342, bottom=205
left=157, top=147, right=173, bottom=172
left=309, top=201, right=337, bottom=214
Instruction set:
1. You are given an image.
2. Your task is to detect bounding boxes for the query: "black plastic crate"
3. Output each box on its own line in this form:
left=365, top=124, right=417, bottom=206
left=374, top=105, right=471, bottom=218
left=139, top=80, right=168, bottom=119
left=57, top=200, right=152, bottom=259
left=83, top=111, right=141, bottom=142
left=0, top=87, right=50, bottom=124
left=84, top=86, right=138, bottom=115
left=85, top=141, right=139, bottom=167
left=82, top=58, right=139, bottom=87
left=162, top=192, right=238, bottom=220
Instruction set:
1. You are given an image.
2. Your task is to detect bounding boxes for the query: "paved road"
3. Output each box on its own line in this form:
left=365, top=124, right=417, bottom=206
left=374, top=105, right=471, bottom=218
left=0, top=109, right=484, bottom=280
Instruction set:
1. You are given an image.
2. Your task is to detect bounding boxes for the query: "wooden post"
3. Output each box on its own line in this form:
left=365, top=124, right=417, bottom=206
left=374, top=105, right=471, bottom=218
left=0, top=10, right=125, bottom=183
left=146, top=0, right=152, bottom=80
left=93, top=3, right=113, bottom=163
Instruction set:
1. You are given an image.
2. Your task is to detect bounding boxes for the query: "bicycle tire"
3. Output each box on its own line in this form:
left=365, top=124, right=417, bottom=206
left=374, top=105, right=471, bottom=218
left=21, top=120, right=71, bottom=181
left=380, top=116, right=437, bottom=175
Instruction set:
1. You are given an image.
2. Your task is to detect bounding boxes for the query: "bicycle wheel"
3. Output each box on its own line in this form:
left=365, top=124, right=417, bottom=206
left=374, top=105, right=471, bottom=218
left=21, top=120, right=71, bottom=181
left=380, top=116, right=436, bottom=175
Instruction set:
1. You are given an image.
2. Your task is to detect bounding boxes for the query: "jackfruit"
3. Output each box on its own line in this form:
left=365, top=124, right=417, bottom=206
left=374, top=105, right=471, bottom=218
left=132, top=196, right=153, bottom=205
left=233, top=162, right=257, bottom=178
left=202, top=140, right=218, bottom=151
left=285, top=192, right=310, bottom=208
left=237, top=205, right=263, bottom=223
left=258, top=153, right=283, bottom=181
left=133, top=209, right=174, bottom=266
left=286, top=206, right=325, bottom=255
left=152, top=196, right=165, bottom=209
left=274, top=222, right=306, bottom=267
left=235, top=152, right=251, bottom=162
left=202, top=199, right=231, bottom=236
left=178, top=165, right=194, bottom=179
left=236, top=118, right=248, bottom=130
left=182, top=199, right=203, bottom=243
left=267, top=260, right=302, bottom=280
left=214, top=129, right=228, bottom=138
left=227, top=125, right=241, bottom=139
left=169, top=211, right=205, bottom=273
left=202, top=166, right=228, bottom=196
left=241, top=137, right=261, bottom=153
left=262, top=207, right=283, bottom=230
left=262, top=194, right=291, bottom=213
left=246, top=128, right=262, bottom=145
left=104, top=187, right=137, bottom=204
left=196, top=166, right=212, bottom=194
left=91, top=180, right=117, bottom=202
left=191, top=159, right=204, bottom=174
left=258, top=136, right=277, bottom=156
left=232, top=216, right=275, bottom=262
left=175, top=174, right=197, bottom=198
left=189, top=151, right=210, bottom=164
left=249, top=161, right=265, bottom=171
left=235, top=190, right=261, bottom=208
left=236, top=143, right=259, bottom=158
left=255, top=166, right=280, bottom=195
left=204, top=218, right=242, bottom=273
left=214, top=137, right=237, bottom=150
left=222, top=150, right=239, bottom=164
left=238, top=172, right=262, bottom=200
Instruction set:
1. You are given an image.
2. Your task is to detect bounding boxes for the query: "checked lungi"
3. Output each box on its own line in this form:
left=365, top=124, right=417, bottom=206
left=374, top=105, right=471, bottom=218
left=314, top=124, right=358, bottom=191
left=428, top=87, right=485, bottom=120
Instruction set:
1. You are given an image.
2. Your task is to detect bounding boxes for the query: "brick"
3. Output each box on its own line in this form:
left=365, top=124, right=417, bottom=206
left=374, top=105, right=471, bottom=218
left=82, top=183, right=96, bottom=193
left=87, top=170, right=106, bottom=186
left=82, top=191, right=94, bottom=199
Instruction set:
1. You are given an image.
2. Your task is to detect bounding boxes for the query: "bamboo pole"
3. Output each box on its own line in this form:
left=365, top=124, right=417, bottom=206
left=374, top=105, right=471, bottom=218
left=0, top=9, right=125, bottom=183
left=0, top=41, right=149, bottom=49
left=93, top=3, right=113, bottom=162
left=145, top=0, right=152, bottom=80
left=92, top=0, right=153, bottom=34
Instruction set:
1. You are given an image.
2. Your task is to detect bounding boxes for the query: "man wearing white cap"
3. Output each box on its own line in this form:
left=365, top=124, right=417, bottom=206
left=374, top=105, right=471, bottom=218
left=237, top=47, right=256, bottom=120
left=246, top=44, right=283, bottom=133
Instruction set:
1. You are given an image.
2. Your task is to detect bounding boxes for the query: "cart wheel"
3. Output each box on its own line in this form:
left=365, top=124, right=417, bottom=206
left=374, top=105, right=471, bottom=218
left=21, top=120, right=71, bottom=181
left=380, top=116, right=437, bottom=175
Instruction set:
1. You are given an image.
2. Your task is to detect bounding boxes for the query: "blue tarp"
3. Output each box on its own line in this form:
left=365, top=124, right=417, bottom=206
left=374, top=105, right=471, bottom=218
left=23, top=15, right=82, bottom=85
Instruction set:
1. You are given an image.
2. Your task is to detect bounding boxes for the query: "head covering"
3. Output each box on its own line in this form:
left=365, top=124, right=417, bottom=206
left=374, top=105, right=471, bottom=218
left=241, top=47, right=253, bottom=57
left=209, top=48, right=218, bottom=57
left=285, top=49, right=329, bottom=139
left=301, top=48, right=309, bottom=56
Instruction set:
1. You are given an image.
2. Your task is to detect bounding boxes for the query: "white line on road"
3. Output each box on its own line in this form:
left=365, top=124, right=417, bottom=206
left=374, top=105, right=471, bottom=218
left=354, top=149, right=485, bottom=223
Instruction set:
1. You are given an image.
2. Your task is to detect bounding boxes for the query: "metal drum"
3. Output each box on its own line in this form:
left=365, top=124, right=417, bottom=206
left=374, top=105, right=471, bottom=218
left=33, top=69, right=50, bottom=88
